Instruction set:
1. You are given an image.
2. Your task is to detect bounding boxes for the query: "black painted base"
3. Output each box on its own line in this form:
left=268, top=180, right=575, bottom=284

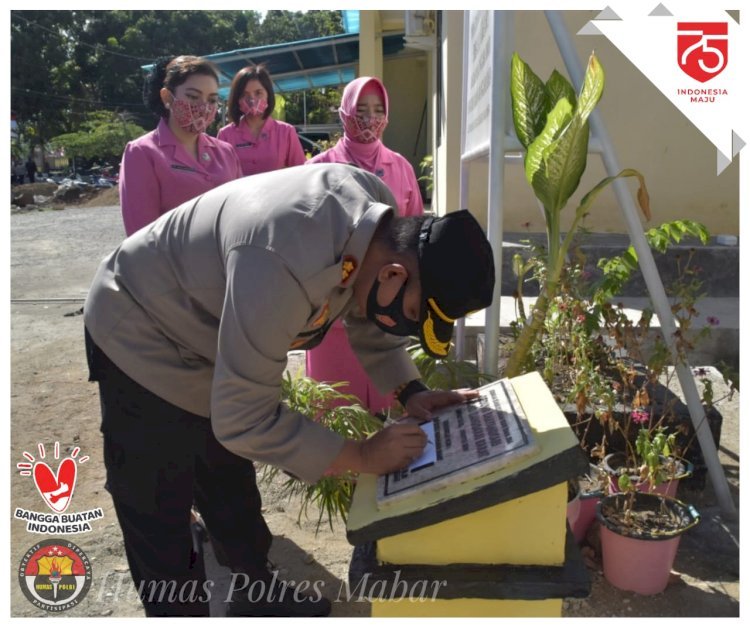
left=347, top=527, right=590, bottom=602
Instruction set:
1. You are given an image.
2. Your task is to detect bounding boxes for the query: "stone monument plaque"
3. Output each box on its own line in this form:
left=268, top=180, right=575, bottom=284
left=376, top=378, right=539, bottom=507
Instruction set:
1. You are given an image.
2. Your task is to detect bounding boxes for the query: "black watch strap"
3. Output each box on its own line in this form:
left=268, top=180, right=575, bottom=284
left=395, top=379, right=429, bottom=407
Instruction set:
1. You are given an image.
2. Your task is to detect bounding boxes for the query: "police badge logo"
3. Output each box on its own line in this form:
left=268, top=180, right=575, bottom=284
left=18, top=539, right=93, bottom=612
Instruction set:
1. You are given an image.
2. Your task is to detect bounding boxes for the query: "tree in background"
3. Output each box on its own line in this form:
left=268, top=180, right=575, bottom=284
left=10, top=10, right=344, bottom=156
left=49, top=111, right=146, bottom=171
left=10, top=12, right=81, bottom=157
left=257, top=10, right=343, bottom=45
left=283, top=88, right=343, bottom=127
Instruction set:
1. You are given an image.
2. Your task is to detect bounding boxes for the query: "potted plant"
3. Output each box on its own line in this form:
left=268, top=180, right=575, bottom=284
left=504, top=50, right=651, bottom=378
left=596, top=459, right=700, bottom=595
left=566, top=464, right=609, bottom=544
left=600, top=426, right=693, bottom=498
left=502, top=53, right=721, bottom=579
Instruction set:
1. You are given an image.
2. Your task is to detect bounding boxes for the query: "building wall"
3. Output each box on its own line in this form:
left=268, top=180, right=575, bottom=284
left=434, top=11, right=465, bottom=218
left=440, top=11, right=739, bottom=236
left=383, top=54, right=429, bottom=174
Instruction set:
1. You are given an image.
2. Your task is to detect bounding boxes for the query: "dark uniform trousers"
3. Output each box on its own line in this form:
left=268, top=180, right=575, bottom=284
left=85, top=329, right=273, bottom=616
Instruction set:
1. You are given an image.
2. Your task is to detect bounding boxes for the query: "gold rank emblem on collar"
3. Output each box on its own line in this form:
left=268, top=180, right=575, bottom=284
left=340, top=255, right=358, bottom=285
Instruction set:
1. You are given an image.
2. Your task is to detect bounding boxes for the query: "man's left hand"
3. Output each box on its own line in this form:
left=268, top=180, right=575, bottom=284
left=402, top=388, right=479, bottom=421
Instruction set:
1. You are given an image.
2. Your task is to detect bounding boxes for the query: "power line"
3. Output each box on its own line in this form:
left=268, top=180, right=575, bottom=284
left=11, top=86, right=147, bottom=109
left=10, top=11, right=155, bottom=62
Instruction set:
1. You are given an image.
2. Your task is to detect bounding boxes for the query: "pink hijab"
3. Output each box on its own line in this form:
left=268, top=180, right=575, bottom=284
left=331, top=77, right=389, bottom=173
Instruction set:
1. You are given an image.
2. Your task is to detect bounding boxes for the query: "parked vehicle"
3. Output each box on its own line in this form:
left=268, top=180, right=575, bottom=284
left=295, top=123, right=341, bottom=157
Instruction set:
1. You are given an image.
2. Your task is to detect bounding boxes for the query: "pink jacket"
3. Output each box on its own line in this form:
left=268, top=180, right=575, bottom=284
left=217, top=117, right=305, bottom=177
left=307, top=144, right=423, bottom=217
left=119, top=119, right=242, bottom=236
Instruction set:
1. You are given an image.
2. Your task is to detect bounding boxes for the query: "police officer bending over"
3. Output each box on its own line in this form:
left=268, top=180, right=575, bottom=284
left=84, top=163, right=495, bottom=617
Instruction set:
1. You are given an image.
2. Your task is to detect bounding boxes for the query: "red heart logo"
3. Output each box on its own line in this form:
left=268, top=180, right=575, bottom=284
left=33, top=458, right=77, bottom=513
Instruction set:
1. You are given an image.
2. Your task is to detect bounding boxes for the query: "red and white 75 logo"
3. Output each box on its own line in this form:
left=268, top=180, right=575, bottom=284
left=677, top=22, right=728, bottom=83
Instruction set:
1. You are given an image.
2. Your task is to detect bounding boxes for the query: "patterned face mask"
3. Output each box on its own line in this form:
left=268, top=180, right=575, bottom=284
left=340, top=109, right=388, bottom=144
left=169, top=96, right=217, bottom=134
left=239, top=96, right=268, bottom=117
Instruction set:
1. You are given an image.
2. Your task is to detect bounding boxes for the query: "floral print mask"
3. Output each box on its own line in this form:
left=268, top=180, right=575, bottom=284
left=239, top=97, right=268, bottom=117
left=169, top=97, right=217, bottom=134
left=340, top=109, right=388, bottom=144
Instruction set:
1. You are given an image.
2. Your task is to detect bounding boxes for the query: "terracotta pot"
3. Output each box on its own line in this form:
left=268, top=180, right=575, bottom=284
left=596, top=492, right=700, bottom=594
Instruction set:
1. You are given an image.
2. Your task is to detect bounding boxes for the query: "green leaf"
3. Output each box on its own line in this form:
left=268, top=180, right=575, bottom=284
left=667, top=222, right=683, bottom=242
left=622, top=248, right=639, bottom=270
left=576, top=54, right=605, bottom=121
left=693, top=222, right=710, bottom=244
left=511, top=52, right=551, bottom=149
left=618, top=474, right=633, bottom=492
left=576, top=169, right=649, bottom=224
left=545, top=69, right=577, bottom=111
left=541, top=118, right=591, bottom=214
left=525, top=97, right=587, bottom=213
left=527, top=54, right=605, bottom=214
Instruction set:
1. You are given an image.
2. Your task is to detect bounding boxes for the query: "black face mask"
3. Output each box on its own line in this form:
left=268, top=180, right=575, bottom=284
left=366, top=277, right=419, bottom=337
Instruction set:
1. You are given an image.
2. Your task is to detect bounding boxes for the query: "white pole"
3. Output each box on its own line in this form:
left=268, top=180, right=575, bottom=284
left=481, top=11, right=513, bottom=377
left=455, top=12, right=472, bottom=361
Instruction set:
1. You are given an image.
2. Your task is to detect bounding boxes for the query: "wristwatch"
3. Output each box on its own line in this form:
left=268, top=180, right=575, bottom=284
left=394, top=379, right=429, bottom=407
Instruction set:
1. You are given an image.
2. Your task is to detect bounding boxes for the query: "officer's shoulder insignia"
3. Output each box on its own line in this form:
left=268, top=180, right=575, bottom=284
left=340, top=255, right=358, bottom=285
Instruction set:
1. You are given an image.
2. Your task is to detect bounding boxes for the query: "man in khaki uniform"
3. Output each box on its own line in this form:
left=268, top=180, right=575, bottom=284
left=84, top=163, right=494, bottom=617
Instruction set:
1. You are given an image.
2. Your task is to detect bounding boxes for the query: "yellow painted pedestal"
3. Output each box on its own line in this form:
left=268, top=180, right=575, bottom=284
left=346, top=372, right=590, bottom=616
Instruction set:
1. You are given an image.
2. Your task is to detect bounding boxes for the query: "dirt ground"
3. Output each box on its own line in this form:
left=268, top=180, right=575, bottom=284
left=9, top=195, right=740, bottom=618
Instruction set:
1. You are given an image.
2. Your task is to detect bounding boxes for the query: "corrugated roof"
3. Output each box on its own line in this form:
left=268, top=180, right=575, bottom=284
left=205, top=31, right=407, bottom=95
left=142, top=26, right=406, bottom=97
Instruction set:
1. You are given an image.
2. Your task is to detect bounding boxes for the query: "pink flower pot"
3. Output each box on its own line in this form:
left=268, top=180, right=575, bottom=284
left=600, top=526, right=681, bottom=594
left=602, top=453, right=693, bottom=497
left=608, top=475, right=680, bottom=497
left=567, top=492, right=602, bottom=544
left=597, top=493, right=700, bottom=595
left=567, top=492, right=582, bottom=532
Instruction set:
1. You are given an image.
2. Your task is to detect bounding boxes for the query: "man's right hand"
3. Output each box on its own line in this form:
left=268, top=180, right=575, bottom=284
left=325, top=423, right=427, bottom=476
left=358, top=422, right=428, bottom=474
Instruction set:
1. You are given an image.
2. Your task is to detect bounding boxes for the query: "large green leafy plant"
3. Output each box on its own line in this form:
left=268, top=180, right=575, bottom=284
left=505, top=52, right=651, bottom=378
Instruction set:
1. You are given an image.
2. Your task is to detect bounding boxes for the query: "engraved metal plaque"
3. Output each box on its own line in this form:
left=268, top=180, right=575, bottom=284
left=376, top=378, right=538, bottom=506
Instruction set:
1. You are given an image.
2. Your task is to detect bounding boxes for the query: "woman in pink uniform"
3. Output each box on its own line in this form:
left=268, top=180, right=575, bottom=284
left=217, top=65, right=305, bottom=176
left=119, top=55, right=242, bottom=236
left=306, top=76, right=424, bottom=415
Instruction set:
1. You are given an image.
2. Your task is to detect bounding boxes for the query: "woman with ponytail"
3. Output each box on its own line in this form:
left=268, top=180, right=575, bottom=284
left=119, top=55, right=242, bottom=236
left=217, top=65, right=305, bottom=176
left=305, top=76, right=424, bottom=415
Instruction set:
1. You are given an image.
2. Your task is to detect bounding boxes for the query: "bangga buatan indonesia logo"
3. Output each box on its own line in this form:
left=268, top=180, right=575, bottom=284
left=17, top=441, right=87, bottom=513
left=677, top=22, right=728, bottom=83
left=14, top=442, right=104, bottom=534
left=18, top=539, right=93, bottom=612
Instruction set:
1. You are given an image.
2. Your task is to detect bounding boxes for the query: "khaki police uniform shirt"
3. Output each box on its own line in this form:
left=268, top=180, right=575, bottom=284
left=84, top=164, right=421, bottom=484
